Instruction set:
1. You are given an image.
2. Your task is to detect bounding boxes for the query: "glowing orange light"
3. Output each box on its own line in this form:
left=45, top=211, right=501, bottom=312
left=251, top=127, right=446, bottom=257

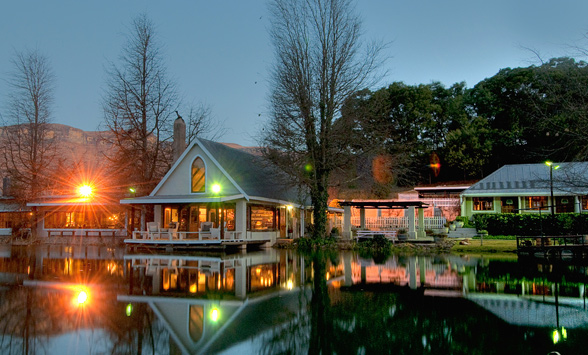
left=77, top=290, right=88, bottom=305
left=78, top=185, right=93, bottom=198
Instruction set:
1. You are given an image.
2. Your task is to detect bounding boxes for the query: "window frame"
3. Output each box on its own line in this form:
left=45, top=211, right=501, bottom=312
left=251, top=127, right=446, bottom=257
left=190, top=156, right=207, bottom=194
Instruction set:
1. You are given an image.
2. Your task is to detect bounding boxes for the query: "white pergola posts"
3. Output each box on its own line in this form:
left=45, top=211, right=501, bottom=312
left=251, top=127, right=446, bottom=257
left=343, top=205, right=352, bottom=239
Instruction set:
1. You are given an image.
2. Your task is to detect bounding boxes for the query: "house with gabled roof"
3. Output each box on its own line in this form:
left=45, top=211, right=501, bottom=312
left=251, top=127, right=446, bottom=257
left=121, top=137, right=310, bottom=247
left=461, top=162, right=588, bottom=218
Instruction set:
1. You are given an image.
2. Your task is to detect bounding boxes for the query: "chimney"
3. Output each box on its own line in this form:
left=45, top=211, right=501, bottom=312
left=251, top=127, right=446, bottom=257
left=2, top=176, right=11, bottom=197
left=173, top=111, right=187, bottom=163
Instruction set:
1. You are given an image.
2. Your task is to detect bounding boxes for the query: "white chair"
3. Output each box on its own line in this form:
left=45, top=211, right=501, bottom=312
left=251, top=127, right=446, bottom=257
left=165, top=222, right=179, bottom=240
left=147, top=222, right=159, bottom=239
left=200, top=221, right=213, bottom=240
left=210, top=227, right=221, bottom=240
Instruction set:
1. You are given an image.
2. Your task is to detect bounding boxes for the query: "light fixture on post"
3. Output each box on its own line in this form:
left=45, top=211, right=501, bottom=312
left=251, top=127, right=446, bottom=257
left=545, top=161, right=560, bottom=216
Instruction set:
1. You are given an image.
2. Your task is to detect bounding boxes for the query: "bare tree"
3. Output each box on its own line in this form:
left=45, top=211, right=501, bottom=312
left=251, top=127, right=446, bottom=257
left=1, top=49, right=56, bottom=238
left=102, top=14, right=179, bottom=195
left=262, top=0, right=385, bottom=238
left=184, top=102, right=226, bottom=145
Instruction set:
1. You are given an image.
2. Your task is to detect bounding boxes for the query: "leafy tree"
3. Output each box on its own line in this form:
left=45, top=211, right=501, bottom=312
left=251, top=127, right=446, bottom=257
left=344, top=81, right=469, bottom=186
left=444, top=117, right=494, bottom=178
left=262, top=0, right=385, bottom=238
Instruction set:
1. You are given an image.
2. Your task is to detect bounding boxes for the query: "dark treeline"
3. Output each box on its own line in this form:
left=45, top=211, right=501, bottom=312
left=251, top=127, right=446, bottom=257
left=337, top=57, right=588, bottom=195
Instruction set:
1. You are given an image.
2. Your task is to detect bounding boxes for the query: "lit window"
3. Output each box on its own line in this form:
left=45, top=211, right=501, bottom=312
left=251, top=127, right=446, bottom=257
left=473, top=197, right=493, bottom=211
left=523, top=196, right=548, bottom=210
left=191, top=157, right=206, bottom=193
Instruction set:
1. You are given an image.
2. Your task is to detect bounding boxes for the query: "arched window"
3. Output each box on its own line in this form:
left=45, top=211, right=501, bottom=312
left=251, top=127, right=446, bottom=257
left=191, top=157, right=206, bottom=193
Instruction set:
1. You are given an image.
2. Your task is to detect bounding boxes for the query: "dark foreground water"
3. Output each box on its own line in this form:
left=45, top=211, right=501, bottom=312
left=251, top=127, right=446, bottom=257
left=1, top=245, right=587, bottom=354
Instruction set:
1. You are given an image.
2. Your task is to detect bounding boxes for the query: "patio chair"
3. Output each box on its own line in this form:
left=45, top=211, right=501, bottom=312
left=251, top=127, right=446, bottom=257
left=147, top=222, right=160, bottom=239
left=164, top=222, right=179, bottom=240
left=200, top=221, right=213, bottom=239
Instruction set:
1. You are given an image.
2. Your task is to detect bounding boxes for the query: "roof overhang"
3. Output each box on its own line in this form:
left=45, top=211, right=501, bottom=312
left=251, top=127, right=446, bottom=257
left=338, top=200, right=429, bottom=209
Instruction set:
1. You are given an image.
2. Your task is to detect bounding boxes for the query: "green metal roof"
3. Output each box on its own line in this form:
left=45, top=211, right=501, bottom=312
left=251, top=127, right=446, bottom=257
left=462, top=162, right=588, bottom=196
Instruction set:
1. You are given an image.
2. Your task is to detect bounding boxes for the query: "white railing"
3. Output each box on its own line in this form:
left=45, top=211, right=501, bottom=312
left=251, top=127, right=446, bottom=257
left=351, top=216, right=447, bottom=230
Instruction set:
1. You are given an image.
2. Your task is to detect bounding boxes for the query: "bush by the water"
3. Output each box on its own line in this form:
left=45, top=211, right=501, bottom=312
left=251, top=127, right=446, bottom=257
left=472, top=213, right=588, bottom=236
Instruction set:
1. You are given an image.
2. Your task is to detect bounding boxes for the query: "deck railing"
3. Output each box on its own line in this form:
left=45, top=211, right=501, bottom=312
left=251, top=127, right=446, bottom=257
left=351, top=216, right=447, bottom=230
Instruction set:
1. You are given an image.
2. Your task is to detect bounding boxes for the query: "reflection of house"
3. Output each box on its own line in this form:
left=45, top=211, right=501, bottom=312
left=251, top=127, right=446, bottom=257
left=121, top=137, right=309, bottom=247
left=461, top=163, right=588, bottom=218
left=118, top=249, right=307, bottom=354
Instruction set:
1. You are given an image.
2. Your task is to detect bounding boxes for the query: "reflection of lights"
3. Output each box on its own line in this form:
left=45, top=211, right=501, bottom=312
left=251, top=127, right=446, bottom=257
left=326, top=272, right=330, bottom=280
left=190, top=283, right=197, bottom=293
left=256, top=267, right=261, bottom=276
left=552, top=327, right=568, bottom=344
left=210, top=308, right=220, bottom=322
left=126, top=303, right=133, bottom=317
left=27, top=266, right=31, bottom=274
left=287, top=280, right=293, bottom=290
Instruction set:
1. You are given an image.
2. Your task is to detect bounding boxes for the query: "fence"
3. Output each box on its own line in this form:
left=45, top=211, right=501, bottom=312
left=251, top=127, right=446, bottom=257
left=351, top=216, right=447, bottom=230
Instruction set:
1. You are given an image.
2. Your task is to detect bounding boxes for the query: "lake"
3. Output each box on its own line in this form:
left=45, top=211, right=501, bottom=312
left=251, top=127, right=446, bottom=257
left=0, top=244, right=587, bottom=354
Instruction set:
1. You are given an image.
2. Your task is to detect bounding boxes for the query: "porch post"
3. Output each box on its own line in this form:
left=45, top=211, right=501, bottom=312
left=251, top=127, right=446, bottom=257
left=300, top=207, right=305, bottom=237
left=408, top=206, right=416, bottom=239
left=359, top=207, right=366, bottom=229
left=235, top=200, right=247, bottom=240
left=343, top=205, right=352, bottom=239
left=154, top=205, right=162, bottom=226
left=417, top=207, right=425, bottom=239
left=575, top=196, right=581, bottom=213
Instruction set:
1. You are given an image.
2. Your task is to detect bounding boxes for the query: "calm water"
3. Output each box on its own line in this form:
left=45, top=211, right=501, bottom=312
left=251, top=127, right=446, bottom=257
left=0, top=245, right=587, bottom=355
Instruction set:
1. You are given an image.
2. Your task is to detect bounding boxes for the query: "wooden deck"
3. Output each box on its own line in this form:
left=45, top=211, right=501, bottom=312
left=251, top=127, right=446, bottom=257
left=125, top=230, right=269, bottom=250
left=516, top=235, right=588, bottom=258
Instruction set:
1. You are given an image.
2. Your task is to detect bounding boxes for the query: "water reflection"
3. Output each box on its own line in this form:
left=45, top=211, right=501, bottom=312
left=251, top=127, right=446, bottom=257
left=1, top=244, right=588, bottom=354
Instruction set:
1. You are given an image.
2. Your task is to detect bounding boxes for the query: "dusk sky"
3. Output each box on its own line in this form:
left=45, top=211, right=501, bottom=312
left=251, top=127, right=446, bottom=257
left=1, top=0, right=587, bottom=146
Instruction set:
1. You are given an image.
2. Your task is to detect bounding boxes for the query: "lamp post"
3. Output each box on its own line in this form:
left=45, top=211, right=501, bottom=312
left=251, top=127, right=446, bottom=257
left=545, top=161, right=560, bottom=216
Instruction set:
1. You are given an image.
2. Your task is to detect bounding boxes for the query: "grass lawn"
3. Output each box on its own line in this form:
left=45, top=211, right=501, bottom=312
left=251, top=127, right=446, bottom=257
left=451, top=239, right=518, bottom=255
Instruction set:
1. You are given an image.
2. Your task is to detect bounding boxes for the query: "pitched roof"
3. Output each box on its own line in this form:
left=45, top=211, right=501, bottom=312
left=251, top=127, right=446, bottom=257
left=462, top=162, right=588, bottom=196
left=197, top=138, right=306, bottom=203
left=126, top=138, right=308, bottom=205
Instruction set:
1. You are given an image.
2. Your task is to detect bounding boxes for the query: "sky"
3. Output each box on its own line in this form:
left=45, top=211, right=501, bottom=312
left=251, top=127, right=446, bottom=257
left=1, top=0, right=588, bottom=147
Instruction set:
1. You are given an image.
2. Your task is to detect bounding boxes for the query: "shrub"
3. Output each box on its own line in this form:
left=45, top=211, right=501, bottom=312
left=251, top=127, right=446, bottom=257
left=472, top=213, right=588, bottom=236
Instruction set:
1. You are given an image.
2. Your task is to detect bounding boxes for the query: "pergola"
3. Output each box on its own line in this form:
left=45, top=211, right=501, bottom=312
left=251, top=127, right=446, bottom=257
left=338, top=200, right=429, bottom=239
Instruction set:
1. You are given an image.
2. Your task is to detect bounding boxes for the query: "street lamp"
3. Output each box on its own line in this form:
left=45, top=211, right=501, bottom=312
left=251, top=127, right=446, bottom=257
left=545, top=161, right=560, bottom=215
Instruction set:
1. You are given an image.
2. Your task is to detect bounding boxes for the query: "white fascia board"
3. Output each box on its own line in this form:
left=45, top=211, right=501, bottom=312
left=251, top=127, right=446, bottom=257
left=120, top=194, right=246, bottom=205
left=248, top=196, right=303, bottom=208
left=461, top=192, right=574, bottom=197
left=150, top=141, right=198, bottom=196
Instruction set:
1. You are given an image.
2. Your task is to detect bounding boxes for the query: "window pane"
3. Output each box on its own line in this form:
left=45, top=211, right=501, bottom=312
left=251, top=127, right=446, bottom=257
left=473, top=197, right=493, bottom=211
left=191, top=157, right=205, bottom=193
left=249, top=205, right=276, bottom=231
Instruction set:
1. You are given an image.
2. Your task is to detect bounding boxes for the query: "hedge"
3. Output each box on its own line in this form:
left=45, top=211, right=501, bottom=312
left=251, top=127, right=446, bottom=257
left=472, top=213, right=588, bottom=236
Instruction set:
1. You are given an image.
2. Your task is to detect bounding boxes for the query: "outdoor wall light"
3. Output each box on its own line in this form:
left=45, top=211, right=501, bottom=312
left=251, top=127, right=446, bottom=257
left=211, top=183, right=221, bottom=194
left=78, top=185, right=93, bottom=198
left=210, top=308, right=220, bottom=322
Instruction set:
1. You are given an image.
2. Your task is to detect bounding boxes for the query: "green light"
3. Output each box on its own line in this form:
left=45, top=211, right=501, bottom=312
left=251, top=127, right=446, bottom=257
left=129, top=187, right=136, bottom=193
left=210, top=308, right=220, bottom=322
left=305, top=163, right=312, bottom=172
left=126, top=303, right=133, bottom=317
left=211, top=184, right=221, bottom=194
left=552, top=329, right=560, bottom=344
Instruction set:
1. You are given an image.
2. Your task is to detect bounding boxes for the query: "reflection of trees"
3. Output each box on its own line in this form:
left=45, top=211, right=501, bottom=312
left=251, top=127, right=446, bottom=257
left=261, top=252, right=567, bottom=355
left=0, top=286, right=66, bottom=354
